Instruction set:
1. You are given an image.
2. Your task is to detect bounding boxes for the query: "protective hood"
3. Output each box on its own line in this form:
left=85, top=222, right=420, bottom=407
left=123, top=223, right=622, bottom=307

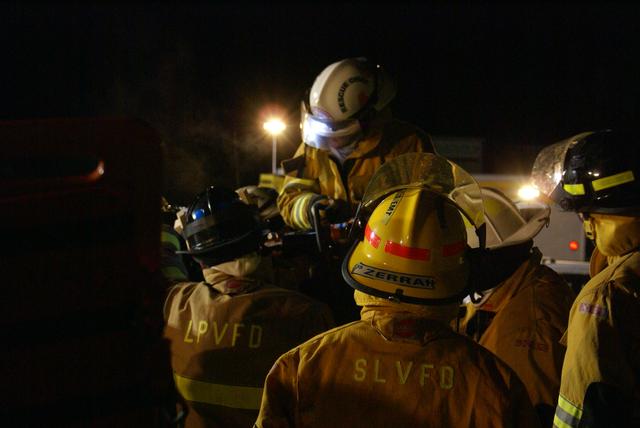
left=210, top=252, right=261, bottom=277
left=202, top=252, right=262, bottom=294
left=328, top=139, right=358, bottom=164
left=355, top=290, right=459, bottom=325
left=587, top=213, right=640, bottom=256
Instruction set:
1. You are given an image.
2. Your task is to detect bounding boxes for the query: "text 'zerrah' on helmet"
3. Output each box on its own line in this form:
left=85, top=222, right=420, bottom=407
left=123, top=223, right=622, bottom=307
left=531, top=129, right=640, bottom=215
left=301, top=57, right=397, bottom=151
left=342, top=152, right=486, bottom=305
left=176, top=186, right=261, bottom=266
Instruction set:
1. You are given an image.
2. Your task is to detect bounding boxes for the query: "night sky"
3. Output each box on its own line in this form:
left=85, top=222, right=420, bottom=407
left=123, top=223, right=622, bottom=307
left=2, top=2, right=639, bottom=203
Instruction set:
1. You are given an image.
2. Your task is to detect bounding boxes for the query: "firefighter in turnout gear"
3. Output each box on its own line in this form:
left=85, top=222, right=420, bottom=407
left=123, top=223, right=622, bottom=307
left=531, top=130, right=640, bottom=427
left=277, top=57, right=434, bottom=324
left=255, top=153, right=540, bottom=428
left=162, top=186, right=334, bottom=428
left=277, top=57, right=434, bottom=231
left=458, top=187, right=575, bottom=426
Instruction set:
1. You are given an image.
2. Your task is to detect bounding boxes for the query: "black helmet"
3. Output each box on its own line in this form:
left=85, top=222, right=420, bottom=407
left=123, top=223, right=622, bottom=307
left=177, top=186, right=261, bottom=266
left=534, top=130, right=640, bottom=214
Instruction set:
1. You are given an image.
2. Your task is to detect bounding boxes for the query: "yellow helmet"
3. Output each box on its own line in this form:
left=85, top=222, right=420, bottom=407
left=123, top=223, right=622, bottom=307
left=343, top=153, right=485, bottom=305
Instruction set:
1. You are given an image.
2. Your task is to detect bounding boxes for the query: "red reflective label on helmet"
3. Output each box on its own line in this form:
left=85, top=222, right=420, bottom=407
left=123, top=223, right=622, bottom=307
left=443, top=240, right=465, bottom=257
left=384, top=241, right=430, bottom=261
left=365, top=224, right=381, bottom=248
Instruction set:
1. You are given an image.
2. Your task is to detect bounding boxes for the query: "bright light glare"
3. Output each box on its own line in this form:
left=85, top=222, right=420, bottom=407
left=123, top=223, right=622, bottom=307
left=518, top=185, right=540, bottom=201
left=263, top=118, right=286, bottom=135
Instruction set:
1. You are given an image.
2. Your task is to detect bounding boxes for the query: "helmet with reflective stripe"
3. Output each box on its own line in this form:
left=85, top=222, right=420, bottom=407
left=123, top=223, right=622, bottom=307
left=343, top=188, right=469, bottom=304
left=342, top=153, right=485, bottom=305
left=177, top=186, right=261, bottom=266
left=531, top=130, right=640, bottom=214
left=301, top=57, right=396, bottom=151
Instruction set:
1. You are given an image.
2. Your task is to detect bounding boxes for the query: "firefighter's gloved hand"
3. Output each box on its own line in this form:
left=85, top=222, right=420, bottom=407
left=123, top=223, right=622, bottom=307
left=318, top=198, right=351, bottom=224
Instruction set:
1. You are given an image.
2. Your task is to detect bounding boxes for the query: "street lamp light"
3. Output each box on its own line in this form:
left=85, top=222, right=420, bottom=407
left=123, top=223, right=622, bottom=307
left=263, top=118, right=286, bottom=174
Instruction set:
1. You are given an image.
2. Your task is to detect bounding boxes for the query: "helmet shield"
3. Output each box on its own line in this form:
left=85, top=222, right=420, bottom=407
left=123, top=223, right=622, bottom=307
left=301, top=102, right=363, bottom=150
left=530, top=132, right=594, bottom=198
left=354, top=152, right=485, bottom=246
left=531, top=130, right=640, bottom=214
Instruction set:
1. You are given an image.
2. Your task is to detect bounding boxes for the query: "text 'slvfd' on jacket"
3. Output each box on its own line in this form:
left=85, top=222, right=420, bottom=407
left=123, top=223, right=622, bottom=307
left=255, top=302, right=540, bottom=428
left=277, top=118, right=433, bottom=230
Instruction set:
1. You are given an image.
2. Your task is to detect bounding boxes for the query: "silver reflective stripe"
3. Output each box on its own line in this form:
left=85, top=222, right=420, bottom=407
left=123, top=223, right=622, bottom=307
left=553, top=395, right=582, bottom=428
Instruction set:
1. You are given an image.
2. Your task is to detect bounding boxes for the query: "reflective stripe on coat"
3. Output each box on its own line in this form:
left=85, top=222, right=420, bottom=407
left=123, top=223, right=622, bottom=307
left=554, top=249, right=640, bottom=427
left=164, top=280, right=334, bottom=428
left=277, top=118, right=433, bottom=230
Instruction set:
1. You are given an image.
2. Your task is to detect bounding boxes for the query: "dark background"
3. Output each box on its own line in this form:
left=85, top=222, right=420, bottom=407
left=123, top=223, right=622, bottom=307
left=2, top=2, right=638, bottom=204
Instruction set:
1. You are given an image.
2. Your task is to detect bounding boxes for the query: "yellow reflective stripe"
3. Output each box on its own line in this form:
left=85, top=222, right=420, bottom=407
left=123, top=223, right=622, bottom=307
left=292, top=198, right=304, bottom=229
left=173, top=373, right=262, bottom=410
left=292, top=198, right=303, bottom=228
left=592, top=170, right=635, bottom=192
left=161, top=266, right=187, bottom=281
left=259, top=173, right=284, bottom=191
left=283, top=176, right=317, bottom=188
left=292, top=194, right=313, bottom=230
left=282, top=177, right=319, bottom=195
left=161, top=230, right=181, bottom=250
left=558, top=394, right=583, bottom=418
left=563, top=183, right=585, bottom=195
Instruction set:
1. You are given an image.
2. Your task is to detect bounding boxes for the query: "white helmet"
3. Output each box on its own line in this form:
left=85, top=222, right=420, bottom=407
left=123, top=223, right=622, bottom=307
left=301, top=57, right=396, bottom=150
left=465, top=187, right=550, bottom=306
left=481, top=187, right=550, bottom=250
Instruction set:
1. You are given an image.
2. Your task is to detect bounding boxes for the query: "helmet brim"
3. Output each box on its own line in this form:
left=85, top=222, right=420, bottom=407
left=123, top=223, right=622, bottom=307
left=341, top=240, right=470, bottom=306
left=176, top=230, right=257, bottom=256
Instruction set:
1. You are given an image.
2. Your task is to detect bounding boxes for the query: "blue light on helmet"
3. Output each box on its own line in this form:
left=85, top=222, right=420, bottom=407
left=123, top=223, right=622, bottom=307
left=192, top=208, right=206, bottom=220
